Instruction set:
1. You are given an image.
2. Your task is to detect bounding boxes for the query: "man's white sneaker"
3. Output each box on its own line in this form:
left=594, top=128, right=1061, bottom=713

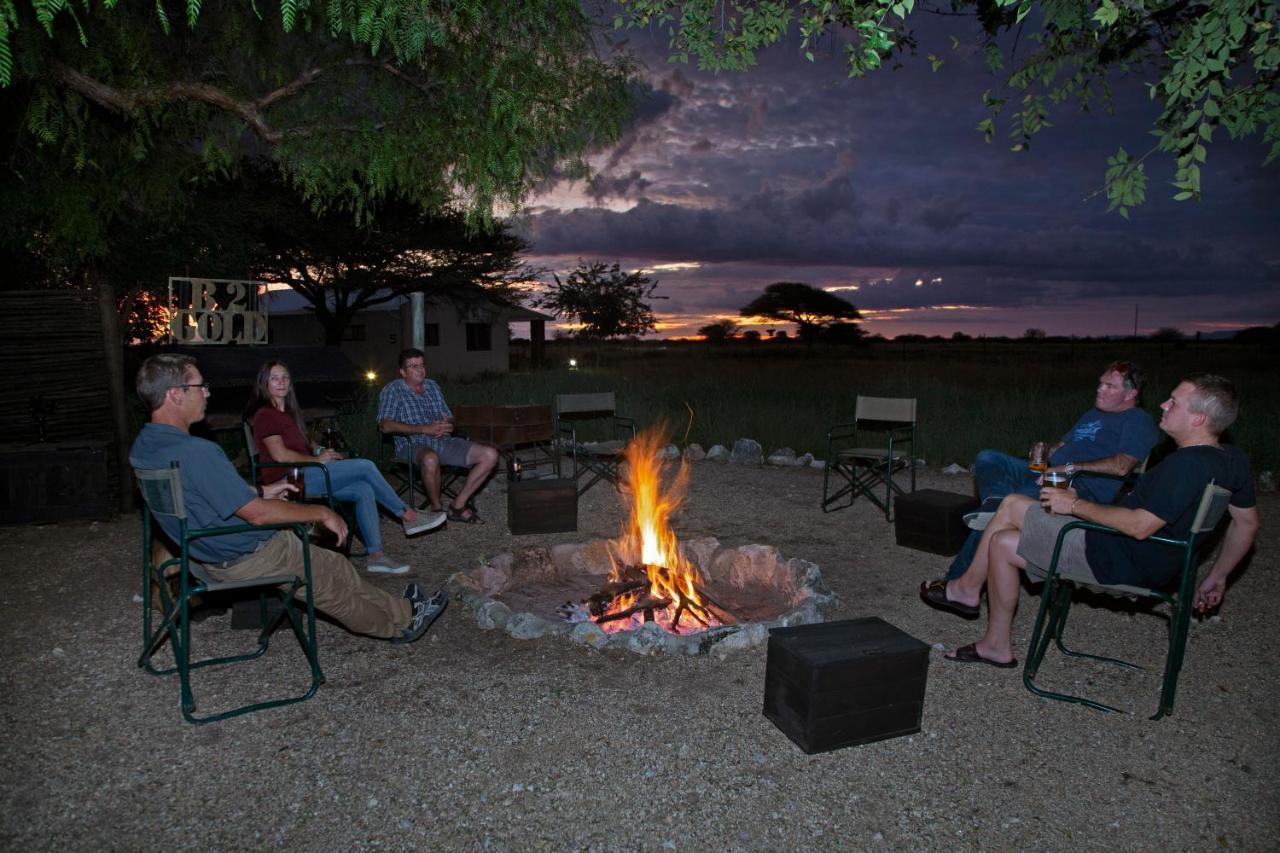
left=403, top=511, right=447, bottom=537
left=367, top=557, right=410, bottom=575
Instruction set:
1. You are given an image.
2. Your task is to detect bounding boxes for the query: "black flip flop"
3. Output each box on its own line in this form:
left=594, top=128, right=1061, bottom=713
left=919, top=579, right=980, bottom=619
left=945, top=643, right=1017, bottom=668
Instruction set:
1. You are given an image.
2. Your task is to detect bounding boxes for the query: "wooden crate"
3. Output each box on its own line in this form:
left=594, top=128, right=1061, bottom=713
left=893, top=489, right=978, bottom=556
left=763, top=618, right=929, bottom=753
left=507, top=478, right=577, bottom=535
left=454, top=404, right=552, bottom=446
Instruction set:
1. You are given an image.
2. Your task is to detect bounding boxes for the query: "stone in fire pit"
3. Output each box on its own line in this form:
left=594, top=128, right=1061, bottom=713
left=447, top=537, right=836, bottom=656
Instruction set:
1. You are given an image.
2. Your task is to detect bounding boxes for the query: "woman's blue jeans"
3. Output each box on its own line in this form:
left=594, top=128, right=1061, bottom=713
left=303, top=458, right=407, bottom=555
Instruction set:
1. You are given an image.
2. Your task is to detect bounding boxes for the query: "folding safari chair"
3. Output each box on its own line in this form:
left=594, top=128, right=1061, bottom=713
left=135, top=464, right=324, bottom=725
left=821, top=396, right=917, bottom=521
left=554, top=392, right=636, bottom=496
left=378, top=430, right=467, bottom=510
left=1023, top=481, right=1233, bottom=720
left=242, top=422, right=360, bottom=556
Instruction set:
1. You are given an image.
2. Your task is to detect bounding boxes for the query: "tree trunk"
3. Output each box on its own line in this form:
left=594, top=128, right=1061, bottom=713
left=95, top=268, right=136, bottom=513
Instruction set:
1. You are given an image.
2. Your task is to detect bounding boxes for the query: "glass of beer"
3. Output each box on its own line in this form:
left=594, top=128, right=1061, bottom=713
left=1029, top=441, right=1049, bottom=474
left=285, top=467, right=304, bottom=501
left=1043, top=471, right=1068, bottom=489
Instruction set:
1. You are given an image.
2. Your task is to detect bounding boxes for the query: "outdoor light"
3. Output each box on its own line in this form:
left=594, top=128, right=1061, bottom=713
left=365, top=370, right=378, bottom=382
left=568, top=358, right=578, bottom=370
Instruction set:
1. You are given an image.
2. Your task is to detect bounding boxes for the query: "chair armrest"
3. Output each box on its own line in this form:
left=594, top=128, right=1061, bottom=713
left=612, top=416, right=636, bottom=440
left=188, top=521, right=310, bottom=542
left=252, top=461, right=336, bottom=508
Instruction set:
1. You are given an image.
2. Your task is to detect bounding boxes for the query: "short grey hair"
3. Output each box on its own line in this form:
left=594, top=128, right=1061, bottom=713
left=136, top=354, right=196, bottom=412
left=1182, top=373, right=1239, bottom=435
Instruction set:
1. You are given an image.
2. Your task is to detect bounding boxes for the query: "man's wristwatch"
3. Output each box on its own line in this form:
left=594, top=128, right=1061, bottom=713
left=1065, top=462, right=1076, bottom=476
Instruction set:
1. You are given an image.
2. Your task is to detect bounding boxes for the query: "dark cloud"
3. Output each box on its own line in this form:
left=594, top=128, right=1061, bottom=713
left=915, top=197, right=970, bottom=232
left=521, top=13, right=1279, bottom=336
left=794, top=175, right=859, bottom=223
left=587, top=168, right=652, bottom=202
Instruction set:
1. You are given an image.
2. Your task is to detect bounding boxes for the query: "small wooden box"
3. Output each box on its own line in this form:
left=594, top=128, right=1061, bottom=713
left=763, top=618, right=929, bottom=753
left=507, top=478, right=577, bottom=535
left=893, top=489, right=978, bottom=556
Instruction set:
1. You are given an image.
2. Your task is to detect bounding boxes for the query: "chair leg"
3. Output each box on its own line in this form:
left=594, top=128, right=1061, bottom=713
left=1023, top=580, right=1127, bottom=715
left=1152, top=601, right=1194, bottom=720
left=821, top=463, right=855, bottom=512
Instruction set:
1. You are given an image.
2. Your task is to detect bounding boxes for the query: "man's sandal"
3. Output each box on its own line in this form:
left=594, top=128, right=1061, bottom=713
left=447, top=505, right=484, bottom=524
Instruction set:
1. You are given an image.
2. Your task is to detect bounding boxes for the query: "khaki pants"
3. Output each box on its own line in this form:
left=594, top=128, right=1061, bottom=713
left=213, top=531, right=410, bottom=639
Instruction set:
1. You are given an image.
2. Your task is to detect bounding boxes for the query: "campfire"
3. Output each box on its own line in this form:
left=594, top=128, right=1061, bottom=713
left=559, top=428, right=736, bottom=634
left=447, top=426, right=835, bottom=655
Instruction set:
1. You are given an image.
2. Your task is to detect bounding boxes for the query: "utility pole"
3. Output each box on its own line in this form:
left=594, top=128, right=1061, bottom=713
left=411, top=292, right=425, bottom=350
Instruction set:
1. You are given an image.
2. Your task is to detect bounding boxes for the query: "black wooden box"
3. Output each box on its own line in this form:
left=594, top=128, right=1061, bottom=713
left=507, top=478, right=578, bottom=535
left=763, top=617, right=929, bottom=753
left=893, top=489, right=978, bottom=556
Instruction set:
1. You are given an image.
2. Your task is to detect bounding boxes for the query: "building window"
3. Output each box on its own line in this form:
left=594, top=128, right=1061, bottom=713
left=425, top=323, right=440, bottom=347
left=342, top=324, right=366, bottom=342
left=465, top=323, right=492, bottom=352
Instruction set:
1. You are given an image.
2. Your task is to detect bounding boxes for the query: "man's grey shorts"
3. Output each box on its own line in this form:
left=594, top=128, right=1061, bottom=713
left=401, top=436, right=472, bottom=468
left=1016, top=507, right=1100, bottom=584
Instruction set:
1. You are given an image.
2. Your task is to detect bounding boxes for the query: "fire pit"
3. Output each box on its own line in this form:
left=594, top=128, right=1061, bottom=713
left=448, top=429, right=835, bottom=655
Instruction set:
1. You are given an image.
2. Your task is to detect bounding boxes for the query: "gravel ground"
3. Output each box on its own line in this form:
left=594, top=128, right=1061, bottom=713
left=2, top=463, right=1277, bottom=851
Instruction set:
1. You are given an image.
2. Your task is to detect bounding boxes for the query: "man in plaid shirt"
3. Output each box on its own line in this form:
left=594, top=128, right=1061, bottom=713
left=377, top=348, right=498, bottom=524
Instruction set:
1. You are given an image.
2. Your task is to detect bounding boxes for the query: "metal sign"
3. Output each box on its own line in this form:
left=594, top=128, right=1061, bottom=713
left=167, top=277, right=269, bottom=345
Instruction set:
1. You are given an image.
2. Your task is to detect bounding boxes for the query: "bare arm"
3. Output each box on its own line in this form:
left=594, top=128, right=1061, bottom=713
left=262, top=435, right=341, bottom=463
left=1047, top=452, right=1141, bottom=478
left=379, top=417, right=453, bottom=437
left=1042, top=488, right=1165, bottom=539
left=1194, top=505, right=1260, bottom=612
left=235, top=497, right=348, bottom=547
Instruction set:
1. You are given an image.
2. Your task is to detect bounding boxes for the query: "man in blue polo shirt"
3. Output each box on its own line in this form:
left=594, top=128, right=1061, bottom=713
left=921, top=373, right=1259, bottom=668
left=943, top=361, right=1159, bottom=580
left=130, top=354, right=446, bottom=644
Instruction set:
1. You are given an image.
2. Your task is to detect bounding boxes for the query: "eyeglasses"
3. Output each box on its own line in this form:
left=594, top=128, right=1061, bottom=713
left=172, top=382, right=211, bottom=392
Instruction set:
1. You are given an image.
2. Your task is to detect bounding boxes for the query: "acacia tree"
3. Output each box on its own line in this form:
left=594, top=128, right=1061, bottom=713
left=535, top=261, right=661, bottom=339
left=619, top=0, right=1279, bottom=216
left=698, top=318, right=738, bottom=343
left=739, top=282, right=862, bottom=342
left=216, top=174, right=534, bottom=345
left=1, top=0, right=633, bottom=510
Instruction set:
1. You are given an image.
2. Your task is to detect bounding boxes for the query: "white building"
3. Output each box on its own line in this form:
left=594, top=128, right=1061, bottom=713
left=263, top=289, right=552, bottom=378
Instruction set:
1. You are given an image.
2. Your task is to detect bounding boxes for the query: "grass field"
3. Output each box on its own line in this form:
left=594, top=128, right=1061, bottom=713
left=335, top=339, right=1279, bottom=473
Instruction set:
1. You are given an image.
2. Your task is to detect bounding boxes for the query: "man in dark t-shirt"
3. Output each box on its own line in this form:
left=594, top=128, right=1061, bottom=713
left=920, top=373, right=1259, bottom=668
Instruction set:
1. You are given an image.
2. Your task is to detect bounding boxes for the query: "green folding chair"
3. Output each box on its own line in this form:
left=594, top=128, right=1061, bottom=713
left=1023, top=481, right=1233, bottom=719
left=135, top=464, right=325, bottom=725
left=554, top=392, right=636, bottom=496
left=243, top=422, right=360, bottom=555
left=821, top=396, right=917, bottom=521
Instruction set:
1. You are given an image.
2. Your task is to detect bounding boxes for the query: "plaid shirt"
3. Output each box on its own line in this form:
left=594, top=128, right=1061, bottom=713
left=376, top=378, right=453, bottom=457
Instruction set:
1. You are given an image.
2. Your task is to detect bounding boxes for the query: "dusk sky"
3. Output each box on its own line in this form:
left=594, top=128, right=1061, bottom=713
left=517, top=13, right=1279, bottom=340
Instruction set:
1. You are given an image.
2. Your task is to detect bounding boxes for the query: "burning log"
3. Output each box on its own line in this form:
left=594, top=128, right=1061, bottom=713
left=595, top=596, right=671, bottom=624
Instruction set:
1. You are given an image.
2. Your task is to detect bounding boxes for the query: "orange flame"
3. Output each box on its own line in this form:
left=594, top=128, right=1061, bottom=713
left=602, top=427, right=718, bottom=633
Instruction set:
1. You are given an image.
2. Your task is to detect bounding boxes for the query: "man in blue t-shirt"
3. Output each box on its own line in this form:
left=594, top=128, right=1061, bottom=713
left=920, top=374, right=1259, bottom=669
left=130, top=354, right=446, bottom=645
left=943, top=361, right=1159, bottom=580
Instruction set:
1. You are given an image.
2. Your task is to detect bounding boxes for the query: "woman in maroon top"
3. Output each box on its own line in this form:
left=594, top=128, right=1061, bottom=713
left=245, top=361, right=444, bottom=574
